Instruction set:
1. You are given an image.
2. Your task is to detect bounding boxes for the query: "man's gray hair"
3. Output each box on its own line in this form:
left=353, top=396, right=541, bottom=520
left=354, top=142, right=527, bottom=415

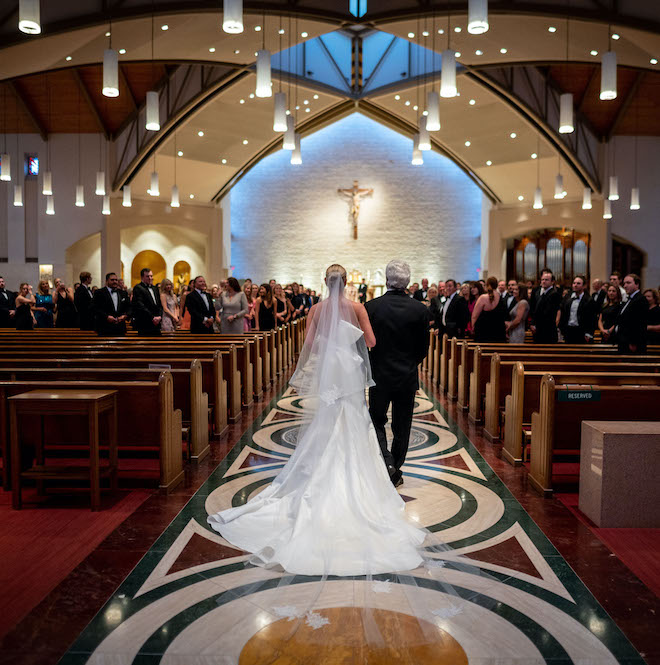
left=386, top=259, right=411, bottom=290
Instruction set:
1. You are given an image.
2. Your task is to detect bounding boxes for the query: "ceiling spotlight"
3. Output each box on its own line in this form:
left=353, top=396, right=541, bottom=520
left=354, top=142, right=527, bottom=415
left=303, top=99, right=309, bottom=105
left=254, top=25, right=262, bottom=31
left=486, top=160, right=492, bottom=166
left=301, top=31, right=308, bottom=38
left=394, top=95, right=401, bottom=101
left=234, top=49, right=240, bottom=54
left=313, top=94, right=319, bottom=99
left=105, top=31, right=111, bottom=37
left=475, top=50, right=483, bottom=55
left=422, top=31, right=429, bottom=37
left=518, top=195, right=524, bottom=201
left=243, top=139, right=248, bottom=144
left=510, top=132, right=517, bottom=138
left=548, top=26, right=557, bottom=32
left=612, top=33, right=620, bottom=40
left=469, top=99, right=476, bottom=105
left=249, top=93, right=255, bottom=98
left=405, top=100, right=411, bottom=106
left=651, top=58, right=658, bottom=65
left=161, top=24, right=169, bottom=31
left=209, top=47, right=216, bottom=53
left=413, top=104, right=418, bottom=111
left=65, top=55, right=72, bottom=61
left=278, top=28, right=285, bottom=34
left=590, top=49, right=598, bottom=56
left=198, top=130, right=204, bottom=137
left=177, top=150, right=183, bottom=156
left=118, top=48, right=126, bottom=54
left=408, top=32, right=415, bottom=38
left=455, top=51, right=462, bottom=58
left=189, top=194, right=195, bottom=199
left=438, top=29, right=445, bottom=34
left=454, top=26, right=462, bottom=32
left=531, top=152, right=538, bottom=159
left=305, top=108, right=310, bottom=112
left=500, top=48, right=508, bottom=54
left=239, top=98, right=245, bottom=104
left=221, top=158, right=227, bottom=164
left=465, top=140, right=471, bottom=146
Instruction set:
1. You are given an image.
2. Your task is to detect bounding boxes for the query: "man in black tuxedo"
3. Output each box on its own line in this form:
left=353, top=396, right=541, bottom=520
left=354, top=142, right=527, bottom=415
left=365, top=260, right=430, bottom=487
left=357, top=279, right=368, bottom=304
left=0, top=276, right=16, bottom=328
left=93, top=272, right=130, bottom=336
left=615, top=274, right=648, bottom=354
left=413, top=278, right=429, bottom=302
left=435, top=278, right=469, bottom=339
left=591, top=278, right=607, bottom=310
left=186, top=275, right=216, bottom=334
left=505, top=279, right=518, bottom=313
left=558, top=275, right=597, bottom=343
left=530, top=269, right=562, bottom=343
left=74, top=271, right=95, bottom=330
left=132, top=268, right=162, bottom=336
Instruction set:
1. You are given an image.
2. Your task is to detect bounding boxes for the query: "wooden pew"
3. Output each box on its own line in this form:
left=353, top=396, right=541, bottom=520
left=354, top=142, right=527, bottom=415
left=528, top=377, right=660, bottom=495
left=484, top=355, right=660, bottom=442
left=0, top=373, right=184, bottom=492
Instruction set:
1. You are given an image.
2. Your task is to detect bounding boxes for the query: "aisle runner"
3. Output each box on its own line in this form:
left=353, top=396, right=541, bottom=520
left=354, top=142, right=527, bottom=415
left=60, top=387, right=643, bottom=665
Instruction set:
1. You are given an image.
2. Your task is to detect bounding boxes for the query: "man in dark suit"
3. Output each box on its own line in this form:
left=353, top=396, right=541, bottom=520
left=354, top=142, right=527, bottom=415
left=74, top=271, right=95, bottom=330
left=365, top=260, right=430, bottom=487
left=558, top=275, right=597, bottom=343
left=505, top=279, right=518, bottom=313
left=132, top=268, right=162, bottom=336
left=93, top=272, right=130, bottom=336
left=615, top=274, right=648, bottom=354
left=529, top=269, right=562, bottom=343
left=0, top=276, right=16, bottom=328
left=591, top=278, right=607, bottom=310
left=412, top=278, right=429, bottom=302
left=357, top=279, right=368, bottom=304
left=186, top=275, right=216, bottom=334
left=434, top=278, right=469, bottom=339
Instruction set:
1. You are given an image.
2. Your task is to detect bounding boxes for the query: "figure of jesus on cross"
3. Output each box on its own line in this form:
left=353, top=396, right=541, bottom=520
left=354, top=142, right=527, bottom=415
left=337, top=180, right=373, bottom=239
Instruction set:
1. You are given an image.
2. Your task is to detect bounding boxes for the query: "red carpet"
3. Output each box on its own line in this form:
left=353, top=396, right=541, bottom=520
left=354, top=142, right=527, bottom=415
left=557, top=493, right=660, bottom=598
left=0, top=488, right=151, bottom=638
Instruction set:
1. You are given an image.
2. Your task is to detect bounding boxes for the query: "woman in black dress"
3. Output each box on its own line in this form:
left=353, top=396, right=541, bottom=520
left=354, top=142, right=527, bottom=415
left=471, top=276, right=507, bottom=342
left=53, top=280, right=78, bottom=327
left=273, top=283, right=292, bottom=325
left=644, top=288, right=660, bottom=346
left=15, top=282, right=36, bottom=330
left=598, top=284, right=622, bottom=344
left=254, top=283, right=276, bottom=331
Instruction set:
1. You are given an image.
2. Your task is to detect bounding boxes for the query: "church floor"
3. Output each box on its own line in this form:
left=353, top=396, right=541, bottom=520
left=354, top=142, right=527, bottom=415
left=1, top=375, right=657, bottom=665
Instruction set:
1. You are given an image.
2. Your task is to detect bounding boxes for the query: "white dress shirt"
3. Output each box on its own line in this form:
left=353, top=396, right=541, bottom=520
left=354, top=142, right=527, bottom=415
left=442, top=292, right=456, bottom=326
left=107, top=286, right=118, bottom=310
left=568, top=292, right=583, bottom=327
left=196, top=289, right=211, bottom=320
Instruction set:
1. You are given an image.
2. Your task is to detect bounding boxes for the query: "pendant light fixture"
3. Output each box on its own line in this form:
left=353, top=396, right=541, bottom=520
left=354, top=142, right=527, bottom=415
left=603, top=199, right=612, bottom=219
left=630, top=111, right=640, bottom=210
left=102, top=33, right=119, bottom=98
left=467, top=0, right=489, bottom=35
left=223, top=0, right=243, bottom=34
left=13, top=185, right=23, bottom=207
left=102, top=195, right=111, bottom=215
left=46, top=195, right=55, bottom=215
left=533, top=187, right=543, bottom=209
left=558, top=16, right=574, bottom=134
left=533, top=137, right=543, bottom=208
left=554, top=173, right=564, bottom=199
left=273, top=21, right=287, bottom=131
left=426, top=91, right=440, bottom=131
left=630, top=187, right=640, bottom=210
left=75, top=185, right=85, bottom=207
left=149, top=159, right=159, bottom=196
left=256, top=15, right=272, bottom=98
left=42, top=76, right=52, bottom=195
left=441, top=11, right=457, bottom=98
left=288, top=17, right=301, bottom=164
left=600, top=50, right=617, bottom=100
left=418, top=116, right=431, bottom=150
left=96, top=135, right=105, bottom=195
left=290, top=134, right=302, bottom=165
left=42, top=170, right=52, bottom=196
left=582, top=188, right=592, bottom=209
left=145, top=14, right=160, bottom=131
left=75, top=85, right=84, bottom=207
left=122, top=185, right=132, bottom=207
left=283, top=114, right=295, bottom=149
left=0, top=153, right=10, bottom=182
left=18, top=0, right=41, bottom=35
left=608, top=175, right=619, bottom=200
left=411, top=134, right=423, bottom=165
left=171, top=133, right=180, bottom=207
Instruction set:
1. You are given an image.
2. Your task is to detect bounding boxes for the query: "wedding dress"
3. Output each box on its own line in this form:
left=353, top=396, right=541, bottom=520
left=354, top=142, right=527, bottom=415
left=207, top=272, right=428, bottom=576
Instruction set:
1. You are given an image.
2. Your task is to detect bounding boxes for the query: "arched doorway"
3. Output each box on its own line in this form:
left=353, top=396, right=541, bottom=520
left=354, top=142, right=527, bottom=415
left=131, top=250, right=166, bottom=287
left=173, top=260, right=191, bottom=295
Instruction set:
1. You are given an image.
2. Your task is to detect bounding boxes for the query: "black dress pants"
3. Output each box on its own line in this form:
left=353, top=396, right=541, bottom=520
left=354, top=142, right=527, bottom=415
left=368, top=382, right=417, bottom=482
left=564, top=327, right=588, bottom=344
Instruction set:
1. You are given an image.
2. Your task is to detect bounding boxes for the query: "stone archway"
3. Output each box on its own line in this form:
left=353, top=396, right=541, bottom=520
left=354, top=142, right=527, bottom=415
left=131, top=250, right=166, bottom=287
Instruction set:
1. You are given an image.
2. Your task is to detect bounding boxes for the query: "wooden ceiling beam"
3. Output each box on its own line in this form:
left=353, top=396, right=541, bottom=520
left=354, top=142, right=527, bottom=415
left=71, top=69, right=110, bottom=139
left=606, top=71, right=645, bottom=140
left=577, top=66, right=599, bottom=113
left=7, top=80, right=48, bottom=141
left=118, top=64, right=137, bottom=112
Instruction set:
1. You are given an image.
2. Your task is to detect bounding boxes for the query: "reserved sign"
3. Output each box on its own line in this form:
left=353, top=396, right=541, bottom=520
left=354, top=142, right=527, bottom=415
left=557, top=388, right=601, bottom=402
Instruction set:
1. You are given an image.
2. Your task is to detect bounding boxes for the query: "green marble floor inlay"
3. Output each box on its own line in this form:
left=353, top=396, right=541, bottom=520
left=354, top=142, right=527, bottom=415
left=59, top=383, right=645, bottom=665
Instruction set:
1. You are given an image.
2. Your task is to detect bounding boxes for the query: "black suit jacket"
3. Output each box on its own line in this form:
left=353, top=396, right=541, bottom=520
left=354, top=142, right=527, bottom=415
left=365, top=290, right=430, bottom=391
left=530, top=286, right=562, bottom=343
left=436, top=293, right=470, bottom=339
left=74, top=284, right=95, bottom=330
left=558, top=293, right=597, bottom=339
left=0, top=288, right=16, bottom=328
left=186, top=290, right=216, bottom=334
left=616, top=291, right=649, bottom=354
left=132, top=282, right=163, bottom=336
left=591, top=289, right=607, bottom=310
left=412, top=289, right=427, bottom=302
left=93, top=287, right=130, bottom=336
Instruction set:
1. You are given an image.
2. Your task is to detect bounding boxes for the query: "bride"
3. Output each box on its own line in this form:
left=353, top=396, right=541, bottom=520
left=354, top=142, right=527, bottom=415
left=207, top=263, right=428, bottom=576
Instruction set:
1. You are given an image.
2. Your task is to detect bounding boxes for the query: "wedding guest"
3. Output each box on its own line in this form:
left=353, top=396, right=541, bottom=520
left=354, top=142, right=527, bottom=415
left=436, top=279, right=469, bottom=339
left=74, top=271, right=94, bottom=330
left=93, top=272, right=130, bottom=336
left=529, top=269, right=561, bottom=343
left=459, top=283, right=470, bottom=302
left=591, top=278, right=607, bottom=309
left=291, top=283, right=305, bottom=319
left=471, top=276, right=506, bottom=342
left=466, top=281, right=484, bottom=336
left=610, top=271, right=627, bottom=302
left=274, top=283, right=292, bottom=324
left=160, top=279, right=180, bottom=332
left=254, top=283, right=276, bottom=331
left=505, top=279, right=517, bottom=313
left=413, top=278, right=429, bottom=301
left=178, top=280, right=194, bottom=331
left=0, top=276, right=16, bottom=327
left=212, top=284, right=223, bottom=332
left=615, top=274, right=648, bottom=354
left=598, top=285, right=622, bottom=344
left=53, top=280, right=78, bottom=328
left=132, top=268, right=162, bottom=336
left=186, top=276, right=216, bottom=334
left=644, top=288, right=660, bottom=346
left=15, top=282, right=36, bottom=330
left=34, top=280, right=54, bottom=328
left=557, top=275, right=597, bottom=343
left=505, top=282, right=530, bottom=343
left=220, top=277, right=249, bottom=334
left=243, top=281, right=255, bottom=331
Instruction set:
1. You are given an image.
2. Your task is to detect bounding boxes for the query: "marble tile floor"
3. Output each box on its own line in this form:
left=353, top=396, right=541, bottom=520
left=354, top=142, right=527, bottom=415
left=0, top=372, right=657, bottom=665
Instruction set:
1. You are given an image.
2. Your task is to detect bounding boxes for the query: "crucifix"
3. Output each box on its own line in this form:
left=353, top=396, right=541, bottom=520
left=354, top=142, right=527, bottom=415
left=337, top=180, right=373, bottom=239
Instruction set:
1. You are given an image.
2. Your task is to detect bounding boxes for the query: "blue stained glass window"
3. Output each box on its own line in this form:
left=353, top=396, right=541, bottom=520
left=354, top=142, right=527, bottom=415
left=349, top=0, right=367, bottom=18
left=28, top=156, right=39, bottom=176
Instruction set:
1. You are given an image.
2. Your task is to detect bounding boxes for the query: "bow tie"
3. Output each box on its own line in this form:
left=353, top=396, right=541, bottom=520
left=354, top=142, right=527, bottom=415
left=110, top=288, right=118, bottom=293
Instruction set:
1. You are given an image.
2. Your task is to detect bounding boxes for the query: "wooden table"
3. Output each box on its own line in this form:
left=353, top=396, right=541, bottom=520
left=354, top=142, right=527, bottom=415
left=10, top=389, right=118, bottom=511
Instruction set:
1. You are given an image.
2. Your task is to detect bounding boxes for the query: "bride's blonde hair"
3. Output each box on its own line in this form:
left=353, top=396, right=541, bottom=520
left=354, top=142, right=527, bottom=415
left=325, top=263, right=347, bottom=283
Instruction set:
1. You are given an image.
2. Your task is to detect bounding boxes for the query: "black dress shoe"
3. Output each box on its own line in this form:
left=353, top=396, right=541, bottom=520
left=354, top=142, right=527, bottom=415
left=386, top=464, right=397, bottom=477
left=394, top=477, right=404, bottom=488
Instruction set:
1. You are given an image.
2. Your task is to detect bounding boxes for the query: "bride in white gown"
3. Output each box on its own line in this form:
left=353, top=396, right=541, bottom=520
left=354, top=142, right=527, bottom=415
left=207, top=264, right=428, bottom=576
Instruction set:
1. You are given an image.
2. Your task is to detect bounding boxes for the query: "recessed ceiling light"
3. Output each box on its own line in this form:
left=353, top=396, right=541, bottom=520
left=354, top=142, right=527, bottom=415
left=119, top=48, right=126, bottom=54
left=301, top=31, right=308, bottom=38
left=295, top=105, right=300, bottom=110
left=305, top=108, right=311, bottom=112
left=612, top=33, right=620, bottom=40
left=303, top=99, right=309, bottom=105
left=161, top=24, right=168, bottom=31
left=234, top=49, right=240, bottom=54
left=313, top=94, right=319, bottom=99
left=510, top=132, right=517, bottom=138
left=242, top=139, right=248, bottom=144
left=469, top=99, right=476, bottom=105
left=413, top=104, right=418, bottom=111
left=189, top=194, right=194, bottom=199
left=105, top=31, right=111, bottom=37
left=454, top=26, right=462, bottom=33
left=198, top=130, right=204, bottom=137
left=405, top=100, right=411, bottom=106
left=394, top=94, right=400, bottom=100
left=408, top=32, right=415, bottom=38
left=455, top=51, right=461, bottom=58
left=209, top=47, right=216, bottom=53
left=438, top=29, right=445, bottom=34
left=475, top=49, right=483, bottom=55
left=65, top=55, right=72, bottom=61
left=177, top=150, right=183, bottom=156
left=254, top=25, right=262, bottom=31
left=422, top=110, right=428, bottom=115
left=422, top=31, right=429, bottom=37
left=500, top=48, right=508, bottom=54
left=239, top=99, right=245, bottom=104
left=465, top=140, right=471, bottom=146
left=518, top=195, right=524, bottom=201
left=249, top=93, right=255, bottom=98
left=278, top=28, right=285, bottom=34
left=548, top=26, right=557, bottom=32
left=590, top=49, right=598, bottom=56
left=254, top=51, right=258, bottom=56
left=221, top=158, right=227, bottom=164
left=486, top=160, right=492, bottom=165
left=531, top=152, right=538, bottom=159
left=651, top=58, right=658, bottom=65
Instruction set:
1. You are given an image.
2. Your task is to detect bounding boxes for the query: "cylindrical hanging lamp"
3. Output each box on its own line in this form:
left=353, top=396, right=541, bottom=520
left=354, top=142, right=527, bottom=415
left=554, top=174, right=564, bottom=199
left=102, top=195, right=111, bottom=215
left=171, top=185, right=180, bottom=208
left=603, top=199, right=612, bottom=219
left=75, top=185, right=85, bottom=207
left=608, top=175, right=619, bottom=200
left=411, top=134, right=423, bottom=165
left=290, top=134, right=302, bottom=165
left=42, top=170, right=53, bottom=196
left=440, top=50, right=457, bottom=98
left=103, top=49, right=119, bottom=97
left=95, top=171, right=106, bottom=196
left=283, top=115, right=296, bottom=150
left=559, top=93, right=574, bottom=133
left=418, top=117, right=431, bottom=151
left=145, top=91, right=160, bottom=131
left=1, top=154, right=11, bottom=181
left=273, top=93, right=287, bottom=131
left=630, top=187, right=640, bottom=210
left=18, top=0, right=41, bottom=35
left=150, top=171, right=160, bottom=196
left=468, top=0, right=489, bottom=35
left=223, top=0, right=243, bottom=34
left=533, top=187, right=543, bottom=209
left=426, top=91, right=440, bottom=131
left=13, top=185, right=23, bottom=207
left=600, top=51, right=617, bottom=100
left=122, top=185, right=132, bottom=207
left=46, top=195, right=55, bottom=215
left=582, top=188, right=592, bottom=209
left=256, top=50, right=272, bottom=98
